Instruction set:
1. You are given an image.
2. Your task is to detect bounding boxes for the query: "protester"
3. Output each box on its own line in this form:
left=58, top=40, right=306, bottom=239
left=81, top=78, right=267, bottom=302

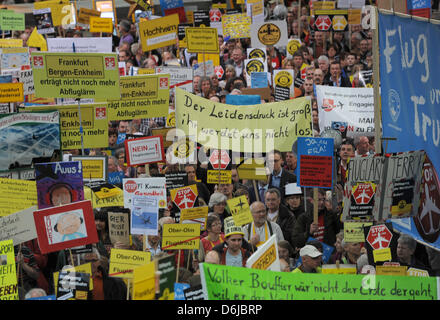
left=292, top=245, right=323, bottom=273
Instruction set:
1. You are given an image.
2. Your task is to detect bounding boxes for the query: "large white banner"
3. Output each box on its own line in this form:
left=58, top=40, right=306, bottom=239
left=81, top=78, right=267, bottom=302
left=47, top=37, right=113, bottom=53
left=315, top=85, right=374, bottom=138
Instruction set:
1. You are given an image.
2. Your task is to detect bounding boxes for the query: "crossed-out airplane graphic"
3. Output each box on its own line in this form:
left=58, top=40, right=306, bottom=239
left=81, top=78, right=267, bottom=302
left=418, top=183, right=440, bottom=235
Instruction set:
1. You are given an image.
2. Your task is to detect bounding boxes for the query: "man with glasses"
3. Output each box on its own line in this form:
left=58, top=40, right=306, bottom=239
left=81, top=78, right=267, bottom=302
left=292, top=245, right=322, bottom=273
left=291, top=189, right=342, bottom=249
left=242, top=201, right=284, bottom=248
left=267, top=150, right=296, bottom=199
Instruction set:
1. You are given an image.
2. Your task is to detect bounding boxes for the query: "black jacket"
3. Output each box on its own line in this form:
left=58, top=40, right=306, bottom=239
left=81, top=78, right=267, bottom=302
left=268, top=169, right=297, bottom=198
left=274, top=204, right=296, bottom=248
left=291, top=207, right=342, bottom=249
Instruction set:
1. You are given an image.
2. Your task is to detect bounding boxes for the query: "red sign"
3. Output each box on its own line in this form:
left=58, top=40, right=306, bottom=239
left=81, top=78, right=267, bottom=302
left=366, top=225, right=393, bottom=250
left=124, top=180, right=137, bottom=193
left=173, top=186, right=197, bottom=210
left=214, top=65, right=224, bottom=79
left=415, top=155, right=440, bottom=243
left=315, top=15, right=332, bottom=31
left=209, top=149, right=230, bottom=170
left=352, top=183, right=374, bottom=205
left=33, top=200, right=98, bottom=254
left=299, top=155, right=332, bottom=188
left=125, top=135, right=165, bottom=166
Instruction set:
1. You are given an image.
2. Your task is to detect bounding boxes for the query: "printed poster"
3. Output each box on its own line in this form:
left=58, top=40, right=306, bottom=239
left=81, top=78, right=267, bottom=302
left=35, top=161, right=84, bottom=209
left=33, top=200, right=98, bottom=254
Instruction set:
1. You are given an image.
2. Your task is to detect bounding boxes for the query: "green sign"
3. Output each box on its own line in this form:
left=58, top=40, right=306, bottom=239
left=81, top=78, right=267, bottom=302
left=31, top=52, right=121, bottom=99
left=0, top=11, right=25, bottom=31
left=200, top=263, right=438, bottom=300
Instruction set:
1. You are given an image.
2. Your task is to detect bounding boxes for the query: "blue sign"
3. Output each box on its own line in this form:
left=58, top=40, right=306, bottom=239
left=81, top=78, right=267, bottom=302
left=108, top=171, right=125, bottom=185
left=174, top=282, right=190, bottom=300
left=251, top=72, right=268, bottom=88
left=297, top=137, right=334, bottom=188
left=388, top=217, right=440, bottom=251
left=225, top=94, right=261, bottom=105
left=407, top=0, right=430, bottom=9
left=379, top=13, right=440, bottom=173
left=159, top=0, right=184, bottom=14
left=27, top=294, right=57, bottom=300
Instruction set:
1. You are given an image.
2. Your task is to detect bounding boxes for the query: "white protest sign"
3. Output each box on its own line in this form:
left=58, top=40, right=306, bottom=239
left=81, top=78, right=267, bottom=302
left=245, top=234, right=281, bottom=271
left=123, top=177, right=167, bottom=209
left=131, top=195, right=159, bottom=236
left=125, top=136, right=165, bottom=166
left=19, top=66, right=35, bottom=95
left=316, top=85, right=375, bottom=138
left=251, top=20, right=288, bottom=49
left=156, top=66, right=193, bottom=93
left=0, top=206, right=38, bottom=245
left=46, top=37, right=113, bottom=53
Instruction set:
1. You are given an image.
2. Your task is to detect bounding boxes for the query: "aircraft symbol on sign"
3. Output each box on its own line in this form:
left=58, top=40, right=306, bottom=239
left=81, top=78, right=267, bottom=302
left=419, top=183, right=440, bottom=235
left=370, top=233, right=389, bottom=249
left=355, top=188, right=371, bottom=204
left=235, top=198, right=246, bottom=209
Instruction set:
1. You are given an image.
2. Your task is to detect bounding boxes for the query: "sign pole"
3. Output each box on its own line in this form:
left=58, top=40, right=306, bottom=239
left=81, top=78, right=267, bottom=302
left=313, top=188, right=318, bottom=224
left=176, top=249, right=181, bottom=282
left=372, top=5, right=382, bottom=154
left=253, top=180, right=260, bottom=202
left=76, top=98, right=85, bottom=155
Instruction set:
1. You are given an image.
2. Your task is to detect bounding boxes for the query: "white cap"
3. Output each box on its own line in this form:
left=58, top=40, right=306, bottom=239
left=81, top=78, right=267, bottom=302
left=299, top=245, right=323, bottom=258
left=285, top=183, right=302, bottom=196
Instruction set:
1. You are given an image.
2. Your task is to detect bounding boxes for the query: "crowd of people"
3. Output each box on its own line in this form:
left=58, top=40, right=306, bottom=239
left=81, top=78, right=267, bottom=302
left=4, top=0, right=440, bottom=300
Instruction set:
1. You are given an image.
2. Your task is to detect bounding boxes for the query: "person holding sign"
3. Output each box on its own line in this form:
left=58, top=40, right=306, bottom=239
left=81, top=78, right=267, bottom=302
left=212, top=219, right=253, bottom=267
left=291, top=189, right=342, bottom=249
left=396, top=234, right=428, bottom=271
left=79, top=247, right=127, bottom=300
left=242, top=202, right=284, bottom=248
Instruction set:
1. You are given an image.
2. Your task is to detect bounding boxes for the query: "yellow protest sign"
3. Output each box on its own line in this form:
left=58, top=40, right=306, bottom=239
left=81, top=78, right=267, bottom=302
left=407, top=268, right=430, bottom=277
left=236, top=158, right=267, bottom=180
left=222, top=13, right=251, bottom=39
left=108, top=75, right=170, bottom=120
left=0, top=178, right=37, bottom=217
left=251, top=242, right=277, bottom=270
left=348, top=9, right=362, bottom=25
left=27, top=104, right=109, bottom=150
left=312, top=1, right=336, bottom=9
left=227, top=195, right=253, bottom=226
left=376, top=266, right=408, bottom=276
left=373, top=248, right=392, bottom=263
left=321, top=264, right=357, bottom=274
left=31, top=52, right=120, bottom=99
left=89, top=16, right=113, bottom=33
left=73, top=157, right=107, bottom=181
left=109, top=248, right=151, bottom=279
left=0, top=39, right=22, bottom=48
left=53, top=263, right=93, bottom=295
left=137, top=68, right=155, bottom=75
left=162, top=223, right=201, bottom=250
left=85, top=186, right=124, bottom=208
left=197, top=53, right=220, bottom=67
left=0, top=83, right=23, bottom=103
left=0, top=239, right=18, bottom=300
left=139, top=14, right=179, bottom=52
left=175, top=88, right=312, bottom=152
left=133, top=262, right=156, bottom=300
left=207, top=170, right=232, bottom=184
left=344, top=221, right=373, bottom=243
left=180, top=206, right=209, bottom=230
left=27, top=27, right=47, bottom=51
left=34, top=0, right=71, bottom=27
left=185, top=27, right=219, bottom=54
left=77, top=8, right=101, bottom=25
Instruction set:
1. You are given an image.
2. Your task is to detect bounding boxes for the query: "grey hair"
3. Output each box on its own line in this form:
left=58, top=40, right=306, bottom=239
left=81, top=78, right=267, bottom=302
left=25, top=288, right=47, bottom=299
left=317, top=55, right=329, bottom=64
left=397, top=234, right=417, bottom=251
left=250, top=201, right=266, bottom=212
